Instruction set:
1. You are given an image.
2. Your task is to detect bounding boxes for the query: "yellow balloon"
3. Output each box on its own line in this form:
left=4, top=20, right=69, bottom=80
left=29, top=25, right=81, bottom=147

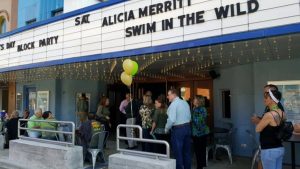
left=123, top=59, right=134, bottom=75
left=120, top=72, right=132, bottom=86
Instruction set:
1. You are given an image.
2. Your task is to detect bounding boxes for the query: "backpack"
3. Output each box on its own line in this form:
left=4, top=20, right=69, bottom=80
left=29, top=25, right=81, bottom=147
left=274, top=111, right=294, bottom=141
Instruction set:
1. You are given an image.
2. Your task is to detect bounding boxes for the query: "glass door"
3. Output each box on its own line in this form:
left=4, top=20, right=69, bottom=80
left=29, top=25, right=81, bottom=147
left=25, top=87, right=37, bottom=116
left=194, top=80, right=214, bottom=129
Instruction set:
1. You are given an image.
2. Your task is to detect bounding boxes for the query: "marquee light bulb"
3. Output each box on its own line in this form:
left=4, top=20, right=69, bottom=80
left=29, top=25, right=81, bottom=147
left=197, top=48, right=201, bottom=54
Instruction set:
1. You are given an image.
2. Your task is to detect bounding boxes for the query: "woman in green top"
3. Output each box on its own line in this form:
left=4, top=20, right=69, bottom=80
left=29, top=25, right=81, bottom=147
left=151, top=95, right=168, bottom=154
left=96, top=96, right=111, bottom=131
left=41, top=111, right=58, bottom=140
left=192, top=95, right=210, bottom=169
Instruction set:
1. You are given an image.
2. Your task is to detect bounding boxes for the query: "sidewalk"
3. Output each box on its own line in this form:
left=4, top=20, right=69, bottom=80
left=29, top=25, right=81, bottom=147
left=0, top=149, right=8, bottom=157
left=0, top=149, right=8, bottom=160
left=0, top=140, right=298, bottom=169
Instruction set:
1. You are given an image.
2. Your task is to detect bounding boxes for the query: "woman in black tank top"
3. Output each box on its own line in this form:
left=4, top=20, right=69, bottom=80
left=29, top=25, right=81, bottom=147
left=255, top=89, right=285, bottom=169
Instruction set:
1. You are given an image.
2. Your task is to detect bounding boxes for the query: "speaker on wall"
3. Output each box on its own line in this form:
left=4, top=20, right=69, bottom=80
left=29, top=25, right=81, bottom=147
left=209, top=70, right=220, bottom=79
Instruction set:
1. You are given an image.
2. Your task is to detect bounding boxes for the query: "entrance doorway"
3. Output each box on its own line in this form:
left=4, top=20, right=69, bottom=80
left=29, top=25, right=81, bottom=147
left=0, top=82, right=8, bottom=112
left=24, top=87, right=37, bottom=116
left=172, top=80, right=214, bottom=128
left=136, top=82, right=167, bottom=100
left=107, top=79, right=214, bottom=132
left=107, top=84, right=130, bottom=131
left=133, top=80, right=214, bottom=129
left=0, top=89, right=8, bottom=112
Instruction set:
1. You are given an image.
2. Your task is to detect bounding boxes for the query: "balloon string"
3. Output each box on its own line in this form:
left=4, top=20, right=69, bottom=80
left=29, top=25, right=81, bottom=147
left=130, top=84, right=133, bottom=125
left=129, top=84, right=134, bottom=137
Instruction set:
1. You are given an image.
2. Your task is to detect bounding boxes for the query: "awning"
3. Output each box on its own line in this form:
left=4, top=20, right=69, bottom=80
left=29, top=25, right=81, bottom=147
left=0, top=33, right=299, bottom=83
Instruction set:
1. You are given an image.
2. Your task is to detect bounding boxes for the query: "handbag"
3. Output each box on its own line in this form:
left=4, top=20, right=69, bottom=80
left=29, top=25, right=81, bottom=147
left=277, top=121, right=294, bottom=141
left=274, top=111, right=294, bottom=141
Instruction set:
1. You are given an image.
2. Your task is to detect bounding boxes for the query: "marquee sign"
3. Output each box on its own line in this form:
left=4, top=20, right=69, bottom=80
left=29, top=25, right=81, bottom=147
left=0, top=0, right=299, bottom=69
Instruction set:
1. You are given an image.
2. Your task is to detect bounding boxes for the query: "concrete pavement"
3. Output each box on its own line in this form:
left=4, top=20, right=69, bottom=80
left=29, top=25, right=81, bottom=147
left=0, top=139, right=299, bottom=169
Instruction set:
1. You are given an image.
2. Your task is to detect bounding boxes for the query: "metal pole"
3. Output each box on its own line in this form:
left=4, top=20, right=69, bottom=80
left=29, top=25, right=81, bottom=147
left=116, top=124, right=170, bottom=159
left=18, top=119, right=76, bottom=147
left=116, top=125, right=120, bottom=152
left=18, top=120, right=20, bottom=138
left=71, top=122, right=75, bottom=146
left=165, top=79, right=168, bottom=96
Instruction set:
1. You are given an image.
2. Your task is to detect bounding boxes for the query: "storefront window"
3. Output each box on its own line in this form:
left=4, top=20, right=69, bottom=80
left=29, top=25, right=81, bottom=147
left=18, top=0, right=64, bottom=28
left=197, top=88, right=210, bottom=99
left=36, top=91, right=49, bottom=113
left=269, top=80, right=300, bottom=122
left=16, top=93, right=23, bottom=113
left=26, top=18, right=36, bottom=25
left=29, top=91, right=37, bottom=111
left=180, top=87, right=190, bottom=101
left=51, top=7, right=63, bottom=17
left=222, top=90, right=231, bottom=119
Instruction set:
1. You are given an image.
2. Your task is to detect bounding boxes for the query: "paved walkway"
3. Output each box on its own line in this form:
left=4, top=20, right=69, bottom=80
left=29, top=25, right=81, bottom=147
left=0, top=139, right=299, bottom=169
left=83, top=138, right=299, bottom=169
left=0, top=149, right=8, bottom=158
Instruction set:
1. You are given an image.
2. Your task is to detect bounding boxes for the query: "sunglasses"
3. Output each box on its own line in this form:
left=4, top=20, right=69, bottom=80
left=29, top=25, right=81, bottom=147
left=264, top=92, right=270, bottom=99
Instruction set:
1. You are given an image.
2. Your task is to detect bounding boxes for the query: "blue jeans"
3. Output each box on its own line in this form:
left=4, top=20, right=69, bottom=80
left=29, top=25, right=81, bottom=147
left=171, top=124, right=191, bottom=169
left=261, top=147, right=285, bottom=169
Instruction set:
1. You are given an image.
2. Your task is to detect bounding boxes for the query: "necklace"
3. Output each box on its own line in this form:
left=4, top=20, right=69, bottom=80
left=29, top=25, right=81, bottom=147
left=269, top=104, right=279, bottom=111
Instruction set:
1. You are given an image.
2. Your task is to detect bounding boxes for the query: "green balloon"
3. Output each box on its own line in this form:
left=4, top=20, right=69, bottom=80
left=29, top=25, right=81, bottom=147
left=131, top=61, right=139, bottom=76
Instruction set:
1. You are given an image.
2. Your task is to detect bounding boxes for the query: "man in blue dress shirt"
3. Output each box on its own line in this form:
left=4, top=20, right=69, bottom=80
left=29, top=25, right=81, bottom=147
left=165, top=89, right=191, bottom=169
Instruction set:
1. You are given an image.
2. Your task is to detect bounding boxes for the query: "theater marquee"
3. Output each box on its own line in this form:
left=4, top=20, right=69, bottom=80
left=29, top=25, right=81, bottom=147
left=0, top=0, right=299, bottom=69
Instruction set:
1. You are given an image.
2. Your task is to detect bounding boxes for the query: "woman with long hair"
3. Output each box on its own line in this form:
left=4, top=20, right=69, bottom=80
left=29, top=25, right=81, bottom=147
left=255, top=89, right=285, bottom=169
left=96, top=96, right=111, bottom=131
left=251, top=84, right=285, bottom=169
left=139, top=94, right=154, bottom=151
left=151, top=95, right=168, bottom=154
left=191, top=95, right=210, bottom=169
left=5, top=110, right=19, bottom=148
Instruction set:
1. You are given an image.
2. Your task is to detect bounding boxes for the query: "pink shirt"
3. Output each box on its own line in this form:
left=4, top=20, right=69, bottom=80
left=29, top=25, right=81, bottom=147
left=119, top=100, right=129, bottom=114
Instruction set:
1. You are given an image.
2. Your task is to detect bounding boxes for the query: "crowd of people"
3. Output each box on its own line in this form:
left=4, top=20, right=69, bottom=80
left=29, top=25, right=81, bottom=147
left=118, top=89, right=210, bottom=169
left=0, top=85, right=300, bottom=169
left=0, top=108, right=57, bottom=148
left=121, top=85, right=300, bottom=169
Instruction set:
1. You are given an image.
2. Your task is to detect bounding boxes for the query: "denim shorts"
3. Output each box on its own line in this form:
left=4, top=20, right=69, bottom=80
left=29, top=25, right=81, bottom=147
left=28, top=131, right=41, bottom=138
left=261, top=147, right=285, bottom=169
